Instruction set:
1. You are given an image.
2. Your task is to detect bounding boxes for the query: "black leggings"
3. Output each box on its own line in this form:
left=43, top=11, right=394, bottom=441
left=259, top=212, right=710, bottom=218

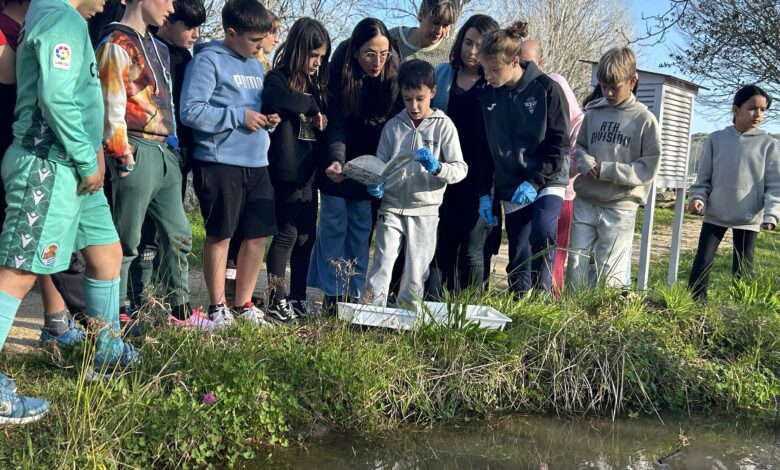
left=266, top=179, right=318, bottom=300
left=688, top=222, right=757, bottom=300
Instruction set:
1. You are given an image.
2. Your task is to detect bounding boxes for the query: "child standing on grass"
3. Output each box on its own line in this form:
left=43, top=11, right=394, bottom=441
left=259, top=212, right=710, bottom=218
left=364, top=59, right=467, bottom=307
left=130, top=0, right=206, bottom=327
left=96, top=0, right=193, bottom=325
left=565, top=47, right=662, bottom=290
left=687, top=85, right=780, bottom=300
left=180, top=0, right=280, bottom=327
left=0, top=0, right=135, bottom=423
left=478, top=21, right=570, bottom=295
left=262, top=18, right=330, bottom=322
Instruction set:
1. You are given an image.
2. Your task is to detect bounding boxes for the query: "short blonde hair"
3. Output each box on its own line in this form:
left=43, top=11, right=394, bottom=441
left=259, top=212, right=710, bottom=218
left=596, top=47, right=637, bottom=85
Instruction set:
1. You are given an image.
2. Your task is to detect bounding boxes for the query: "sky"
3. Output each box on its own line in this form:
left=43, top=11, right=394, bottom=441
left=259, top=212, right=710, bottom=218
left=630, top=0, right=779, bottom=134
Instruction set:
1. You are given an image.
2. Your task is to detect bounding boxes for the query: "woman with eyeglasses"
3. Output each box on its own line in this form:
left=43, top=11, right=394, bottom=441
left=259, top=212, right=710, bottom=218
left=307, top=17, right=401, bottom=314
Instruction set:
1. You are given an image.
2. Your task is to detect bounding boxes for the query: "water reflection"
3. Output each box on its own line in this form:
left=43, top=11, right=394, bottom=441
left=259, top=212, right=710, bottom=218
left=248, top=415, right=780, bottom=469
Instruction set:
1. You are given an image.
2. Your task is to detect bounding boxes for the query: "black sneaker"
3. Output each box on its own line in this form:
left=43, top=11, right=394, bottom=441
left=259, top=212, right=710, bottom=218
left=266, top=297, right=293, bottom=323
left=322, top=295, right=339, bottom=317
left=289, top=298, right=314, bottom=319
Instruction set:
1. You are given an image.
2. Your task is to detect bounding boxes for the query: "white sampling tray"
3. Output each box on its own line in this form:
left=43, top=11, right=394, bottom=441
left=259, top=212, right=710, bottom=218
left=337, top=301, right=512, bottom=331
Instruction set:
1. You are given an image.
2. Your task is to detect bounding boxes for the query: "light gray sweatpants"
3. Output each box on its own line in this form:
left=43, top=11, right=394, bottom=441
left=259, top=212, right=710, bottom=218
left=566, top=198, right=637, bottom=289
left=365, top=211, right=439, bottom=307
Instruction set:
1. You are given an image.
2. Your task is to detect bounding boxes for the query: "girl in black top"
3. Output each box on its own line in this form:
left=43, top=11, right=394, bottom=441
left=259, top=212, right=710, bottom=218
left=426, top=14, right=498, bottom=297
left=262, top=18, right=330, bottom=321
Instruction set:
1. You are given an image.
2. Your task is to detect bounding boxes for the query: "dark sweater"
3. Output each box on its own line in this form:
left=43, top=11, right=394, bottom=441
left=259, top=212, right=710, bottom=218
left=261, top=67, right=325, bottom=184
left=480, top=61, right=570, bottom=201
left=317, top=40, right=402, bottom=200
left=442, top=78, right=494, bottom=201
left=157, top=36, right=194, bottom=164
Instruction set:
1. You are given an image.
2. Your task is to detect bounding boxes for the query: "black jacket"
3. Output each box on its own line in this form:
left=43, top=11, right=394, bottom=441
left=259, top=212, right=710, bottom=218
left=441, top=75, right=494, bottom=201
left=480, top=61, right=570, bottom=201
left=261, top=67, right=324, bottom=184
left=157, top=37, right=195, bottom=164
left=317, top=40, right=402, bottom=200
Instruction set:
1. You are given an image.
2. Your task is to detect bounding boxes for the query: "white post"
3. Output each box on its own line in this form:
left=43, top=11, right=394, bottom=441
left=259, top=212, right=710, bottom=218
left=667, top=186, right=687, bottom=286
left=637, top=182, right=656, bottom=290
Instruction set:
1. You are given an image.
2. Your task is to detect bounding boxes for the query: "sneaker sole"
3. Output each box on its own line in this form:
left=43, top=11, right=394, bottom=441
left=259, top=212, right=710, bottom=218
left=0, top=409, right=49, bottom=425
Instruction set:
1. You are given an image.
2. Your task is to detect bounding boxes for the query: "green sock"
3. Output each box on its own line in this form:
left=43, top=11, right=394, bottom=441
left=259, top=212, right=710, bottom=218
left=83, top=276, right=121, bottom=357
left=0, top=290, right=21, bottom=350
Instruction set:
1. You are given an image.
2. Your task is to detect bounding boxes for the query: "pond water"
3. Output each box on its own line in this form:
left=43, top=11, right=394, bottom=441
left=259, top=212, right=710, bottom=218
left=248, top=415, right=780, bottom=469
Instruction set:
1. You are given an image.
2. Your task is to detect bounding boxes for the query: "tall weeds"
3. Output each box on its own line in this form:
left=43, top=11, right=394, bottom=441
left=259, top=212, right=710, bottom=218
left=1, top=283, right=780, bottom=467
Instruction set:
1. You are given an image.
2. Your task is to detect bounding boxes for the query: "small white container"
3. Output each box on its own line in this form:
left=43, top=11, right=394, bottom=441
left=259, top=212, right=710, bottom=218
left=337, top=302, right=512, bottom=331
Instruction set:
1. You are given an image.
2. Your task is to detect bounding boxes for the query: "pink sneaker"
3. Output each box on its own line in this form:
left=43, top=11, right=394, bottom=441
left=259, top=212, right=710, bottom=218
left=169, top=308, right=216, bottom=330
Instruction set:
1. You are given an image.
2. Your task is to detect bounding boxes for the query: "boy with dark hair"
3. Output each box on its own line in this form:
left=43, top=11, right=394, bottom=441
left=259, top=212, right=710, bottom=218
left=95, top=0, right=195, bottom=326
left=181, top=0, right=280, bottom=326
left=364, top=59, right=467, bottom=306
left=129, top=0, right=205, bottom=325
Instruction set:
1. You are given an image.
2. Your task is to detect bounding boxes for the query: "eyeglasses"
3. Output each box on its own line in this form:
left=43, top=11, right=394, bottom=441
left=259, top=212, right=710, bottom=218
left=359, top=50, right=391, bottom=62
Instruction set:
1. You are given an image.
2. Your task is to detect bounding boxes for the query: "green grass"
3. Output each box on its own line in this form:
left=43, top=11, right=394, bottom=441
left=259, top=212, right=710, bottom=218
left=1, top=207, right=779, bottom=467
left=187, top=211, right=205, bottom=269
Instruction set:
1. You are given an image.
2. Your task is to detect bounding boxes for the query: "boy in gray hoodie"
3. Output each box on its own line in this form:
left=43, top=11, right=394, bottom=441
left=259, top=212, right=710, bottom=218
left=566, top=47, right=662, bottom=289
left=365, top=59, right=467, bottom=307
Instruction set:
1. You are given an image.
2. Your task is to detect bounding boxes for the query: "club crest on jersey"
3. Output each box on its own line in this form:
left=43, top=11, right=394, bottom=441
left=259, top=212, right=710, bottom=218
left=40, top=243, right=58, bottom=267
left=53, top=44, right=71, bottom=70
left=524, top=97, right=538, bottom=114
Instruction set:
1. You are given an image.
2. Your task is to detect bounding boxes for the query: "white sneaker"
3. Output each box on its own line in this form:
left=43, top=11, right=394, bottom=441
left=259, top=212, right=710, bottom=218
left=208, top=303, right=235, bottom=328
left=237, top=302, right=272, bottom=328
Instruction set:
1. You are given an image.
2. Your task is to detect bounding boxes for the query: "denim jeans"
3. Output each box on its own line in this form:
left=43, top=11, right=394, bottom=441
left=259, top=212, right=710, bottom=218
left=307, top=194, right=371, bottom=299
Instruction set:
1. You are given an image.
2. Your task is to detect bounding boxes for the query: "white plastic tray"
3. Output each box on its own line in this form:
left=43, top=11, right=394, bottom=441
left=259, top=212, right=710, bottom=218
left=337, top=301, right=512, bottom=331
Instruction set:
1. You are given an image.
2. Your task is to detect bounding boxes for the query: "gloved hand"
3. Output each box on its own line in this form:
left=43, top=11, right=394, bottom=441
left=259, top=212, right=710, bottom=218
left=367, top=182, right=384, bottom=198
left=511, top=181, right=538, bottom=206
left=415, top=147, right=441, bottom=174
left=478, top=195, right=497, bottom=226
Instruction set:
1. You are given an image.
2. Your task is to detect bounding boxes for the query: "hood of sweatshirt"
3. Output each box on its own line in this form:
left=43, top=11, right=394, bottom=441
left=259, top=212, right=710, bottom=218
left=573, top=93, right=662, bottom=210
left=584, top=93, right=647, bottom=113
left=179, top=40, right=271, bottom=167
left=95, top=22, right=175, bottom=161
left=688, top=125, right=779, bottom=229
left=376, top=108, right=468, bottom=215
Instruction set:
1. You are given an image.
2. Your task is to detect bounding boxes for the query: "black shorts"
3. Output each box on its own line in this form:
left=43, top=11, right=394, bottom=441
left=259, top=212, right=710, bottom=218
left=193, top=161, right=277, bottom=239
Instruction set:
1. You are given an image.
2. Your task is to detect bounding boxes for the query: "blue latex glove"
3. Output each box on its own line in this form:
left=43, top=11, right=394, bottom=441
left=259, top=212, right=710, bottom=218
left=511, top=181, right=538, bottom=206
left=415, top=147, right=441, bottom=174
left=367, top=182, right=384, bottom=198
left=478, top=195, right=497, bottom=226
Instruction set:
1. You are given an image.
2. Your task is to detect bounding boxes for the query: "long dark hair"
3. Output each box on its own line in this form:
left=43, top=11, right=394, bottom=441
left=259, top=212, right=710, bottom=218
left=273, top=17, right=331, bottom=98
left=341, top=18, right=398, bottom=118
left=449, top=14, right=499, bottom=70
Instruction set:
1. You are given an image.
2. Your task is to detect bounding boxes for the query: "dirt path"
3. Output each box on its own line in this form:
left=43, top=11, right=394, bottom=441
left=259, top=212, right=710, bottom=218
left=5, top=215, right=726, bottom=354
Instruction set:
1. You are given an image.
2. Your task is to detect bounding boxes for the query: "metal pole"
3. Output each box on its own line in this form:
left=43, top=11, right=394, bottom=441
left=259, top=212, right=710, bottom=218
left=668, top=186, right=687, bottom=286
left=637, top=182, right=656, bottom=290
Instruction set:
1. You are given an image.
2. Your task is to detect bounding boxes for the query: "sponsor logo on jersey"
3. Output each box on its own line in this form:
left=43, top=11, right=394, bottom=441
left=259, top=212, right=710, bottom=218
left=53, top=44, right=72, bottom=70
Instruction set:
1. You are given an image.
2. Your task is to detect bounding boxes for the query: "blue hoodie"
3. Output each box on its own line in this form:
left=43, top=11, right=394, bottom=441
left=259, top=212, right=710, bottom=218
left=180, top=41, right=270, bottom=167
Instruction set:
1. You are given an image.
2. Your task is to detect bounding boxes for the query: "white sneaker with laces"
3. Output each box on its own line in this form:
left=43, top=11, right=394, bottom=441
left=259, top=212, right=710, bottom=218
left=238, top=302, right=272, bottom=328
left=209, top=303, right=235, bottom=328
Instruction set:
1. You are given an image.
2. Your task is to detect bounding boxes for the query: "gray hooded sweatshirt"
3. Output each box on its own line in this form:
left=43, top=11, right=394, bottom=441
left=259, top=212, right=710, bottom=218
left=689, top=126, right=780, bottom=231
left=574, top=94, right=662, bottom=210
left=376, top=108, right=468, bottom=216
